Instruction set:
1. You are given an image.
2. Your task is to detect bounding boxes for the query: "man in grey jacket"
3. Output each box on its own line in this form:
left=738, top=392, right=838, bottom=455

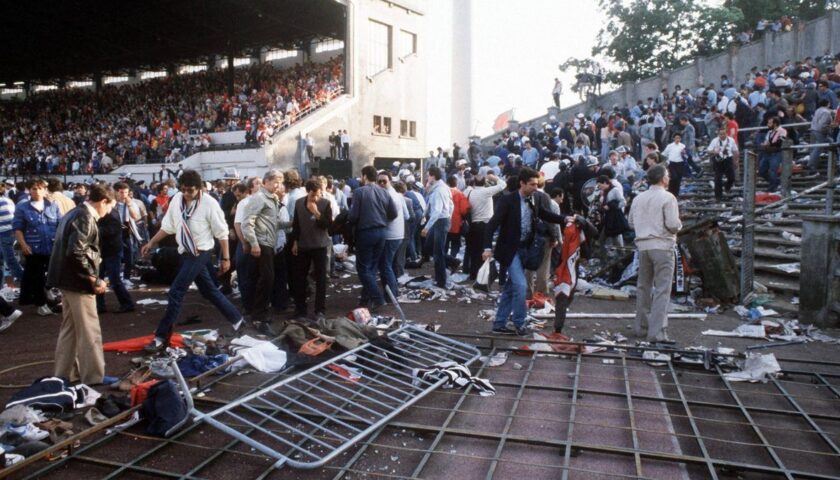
left=242, top=169, right=283, bottom=333
left=628, top=165, right=682, bottom=342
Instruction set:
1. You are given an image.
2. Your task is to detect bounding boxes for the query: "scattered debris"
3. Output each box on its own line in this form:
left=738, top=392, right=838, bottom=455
left=723, top=353, right=781, bottom=383
left=478, top=352, right=509, bottom=367
left=773, top=262, right=800, bottom=274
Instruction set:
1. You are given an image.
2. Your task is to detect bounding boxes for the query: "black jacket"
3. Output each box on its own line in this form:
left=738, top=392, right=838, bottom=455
left=484, top=190, right=567, bottom=268
left=98, top=209, right=123, bottom=259
left=47, top=204, right=101, bottom=293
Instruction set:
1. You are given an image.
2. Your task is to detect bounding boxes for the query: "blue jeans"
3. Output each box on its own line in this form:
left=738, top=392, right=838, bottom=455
left=154, top=251, right=241, bottom=340
left=0, top=232, right=23, bottom=284
left=97, top=255, right=134, bottom=310
left=379, top=239, right=401, bottom=301
left=235, top=243, right=255, bottom=312
left=494, top=250, right=528, bottom=330
left=355, top=227, right=386, bottom=305
left=808, top=131, right=829, bottom=171
left=428, top=219, right=451, bottom=288
left=759, top=151, right=782, bottom=192
left=406, top=219, right=419, bottom=261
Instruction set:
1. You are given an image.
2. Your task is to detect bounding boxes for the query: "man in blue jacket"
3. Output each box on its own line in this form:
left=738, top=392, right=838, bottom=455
left=483, top=168, right=572, bottom=336
left=13, top=178, right=62, bottom=316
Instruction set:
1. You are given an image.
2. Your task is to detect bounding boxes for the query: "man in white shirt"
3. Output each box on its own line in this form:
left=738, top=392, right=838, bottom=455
left=340, top=130, right=351, bottom=160
left=661, top=133, right=687, bottom=198
left=140, top=170, right=244, bottom=353
left=234, top=177, right=261, bottom=314
left=706, top=130, right=739, bottom=201
left=465, top=173, right=506, bottom=279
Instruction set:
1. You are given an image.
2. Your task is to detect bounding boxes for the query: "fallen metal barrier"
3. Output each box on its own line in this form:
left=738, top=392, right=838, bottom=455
left=172, top=325, right=480, bottom=469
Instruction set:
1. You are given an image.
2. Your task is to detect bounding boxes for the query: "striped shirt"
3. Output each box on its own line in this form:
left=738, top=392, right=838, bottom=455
left=0, top=197, right=15, bottom=234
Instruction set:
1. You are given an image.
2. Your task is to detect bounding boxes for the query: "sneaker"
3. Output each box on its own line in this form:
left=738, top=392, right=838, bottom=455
left=232, top=318, right=245, bottom=332
left=46, top=288, right=61, bottom=303
left=515, top=326, right=531, bottom=337
left=0, top=310, right=22, bottom=332
left=8, top=423, right=49, bottom=442
left=491, top=326, right=516, bottom=335
left=36, top=305, right=56, bottom=316
left=143, top=337, right=168, bottom=354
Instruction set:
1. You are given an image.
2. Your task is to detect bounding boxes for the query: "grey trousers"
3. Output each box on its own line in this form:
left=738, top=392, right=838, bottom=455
left=634, top=249, right=675, bottom=342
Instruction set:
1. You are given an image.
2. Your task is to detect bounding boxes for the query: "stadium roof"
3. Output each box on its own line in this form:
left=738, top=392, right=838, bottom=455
left=0, top=0, right=346, bottom=85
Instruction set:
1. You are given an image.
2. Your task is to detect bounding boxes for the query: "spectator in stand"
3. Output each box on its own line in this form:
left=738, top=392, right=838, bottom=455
left=0, top=181, right=23, bottom=287
left=758, top=117, right=787, bottom=192
left=14, top=178, right=62, bottom=316
left=707, top=129, right=739, bottom=201
left=661, top=133, right=687, bottom=198
left=629, top=164, right=682, bottom=342
left=290, top=178, right=332, bottom=320
left=807, top=98, right=834, bottom=174
left=552, top=78, right=563, bottom=107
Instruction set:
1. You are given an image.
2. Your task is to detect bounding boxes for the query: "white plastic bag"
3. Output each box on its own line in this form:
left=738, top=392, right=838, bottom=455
left=476, top=259, right=491, bottom=287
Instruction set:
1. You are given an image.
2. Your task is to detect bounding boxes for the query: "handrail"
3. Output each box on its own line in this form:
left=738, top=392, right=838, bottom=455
left=264, top=85, right=345, bottom=142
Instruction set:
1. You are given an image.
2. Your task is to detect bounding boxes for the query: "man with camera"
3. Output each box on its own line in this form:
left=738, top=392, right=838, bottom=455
left=706, top=129, right=739, bottom=201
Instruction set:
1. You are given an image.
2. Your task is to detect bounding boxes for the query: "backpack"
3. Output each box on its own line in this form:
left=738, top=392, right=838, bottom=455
left=141, top=380, right=187, bottom=437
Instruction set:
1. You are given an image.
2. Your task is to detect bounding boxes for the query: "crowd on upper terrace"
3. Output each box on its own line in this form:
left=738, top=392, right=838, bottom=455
left=0, top=55, right=343, bottom=177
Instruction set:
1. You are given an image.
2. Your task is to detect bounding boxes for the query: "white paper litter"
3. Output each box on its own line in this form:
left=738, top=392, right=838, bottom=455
left=723, top=353, right=781, bottom=383
left=136, top=298, right=168, bottom=305
left=479, top=352, right=509, bottom=367
left=702, top=324, right=767, bottom=338
left=773, top=262, right=800, bottom=274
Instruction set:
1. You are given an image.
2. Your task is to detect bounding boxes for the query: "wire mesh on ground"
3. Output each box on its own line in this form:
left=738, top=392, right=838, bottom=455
left=16, top=335, right=840, bottom=480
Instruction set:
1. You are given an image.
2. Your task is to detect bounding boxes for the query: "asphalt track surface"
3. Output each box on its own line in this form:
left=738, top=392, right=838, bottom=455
left=2, top=263, right=839, bottom=479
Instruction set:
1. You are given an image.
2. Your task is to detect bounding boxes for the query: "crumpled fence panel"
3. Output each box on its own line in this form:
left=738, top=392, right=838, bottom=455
left=177, top=325, right=480, bottom=469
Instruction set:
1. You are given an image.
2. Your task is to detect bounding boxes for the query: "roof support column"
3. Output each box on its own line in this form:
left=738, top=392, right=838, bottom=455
left=226, top=54, right=234, bottom=97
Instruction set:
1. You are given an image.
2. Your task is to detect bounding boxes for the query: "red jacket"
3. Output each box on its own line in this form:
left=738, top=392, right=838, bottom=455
left=448, top=188, right=470, bottom=234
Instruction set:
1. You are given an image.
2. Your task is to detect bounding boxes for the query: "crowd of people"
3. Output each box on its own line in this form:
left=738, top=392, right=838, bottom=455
left=0, top=48, right=838, bottom=392
left=0, top=56, right=344, bottom=177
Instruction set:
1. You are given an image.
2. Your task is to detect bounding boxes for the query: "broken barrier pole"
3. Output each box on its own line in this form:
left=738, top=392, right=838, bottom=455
left=781, top=139, right=793, bottom=197
left=827, top=150, right=836, bottom=216
left=740, top=150, right=756, bottom=305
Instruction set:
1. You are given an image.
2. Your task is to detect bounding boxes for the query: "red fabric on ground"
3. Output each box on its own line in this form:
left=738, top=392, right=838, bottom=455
left=103, top=334, right=185, bottom=353
left=130, top=380, right=160, bottom=407
left=755, top=192, right=782, bottom=204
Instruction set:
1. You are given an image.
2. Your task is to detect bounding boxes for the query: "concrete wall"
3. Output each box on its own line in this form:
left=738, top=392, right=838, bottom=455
left=270, top=0, right=428, bottom=175
left=483, top=10, right=840, bottom=144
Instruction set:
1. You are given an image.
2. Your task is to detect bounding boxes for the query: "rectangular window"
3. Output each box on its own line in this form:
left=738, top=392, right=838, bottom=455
left=232, top=57, right=251, bottom=67
left=34, top=85, right=57, bottom=92
left=367, top=20, right=392, bottom=77
left=400, top=120, right=416, bottom=138
left=68, top=80, right=94, bottom=88
left=373, top=116, right=392, bottom=135
left=314, top=39, right=344, bottom=53
left=399, top=30, right=417, bottom=59
left=265, top=49, right=298, bottom=61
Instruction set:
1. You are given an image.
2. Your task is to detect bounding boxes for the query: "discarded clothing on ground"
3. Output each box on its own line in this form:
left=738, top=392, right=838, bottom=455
left=412, top=361, right=496, bottom=397
left=6, top=377, right=78, bottom=413
left=140, top=380, right=186, bottom=437
left=177, top=354, right=230, bottom=377
left=229, top=335, right=288, bottom=373
left=0, top=405, right=47, bottom=426
left=723, top=353, right=781, bottom=383
left=103, top=334, right=185, bottom=353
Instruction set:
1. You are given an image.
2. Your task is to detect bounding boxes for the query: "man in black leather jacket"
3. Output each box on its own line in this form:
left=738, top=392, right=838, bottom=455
left=47, top=184, right=115, bottom=385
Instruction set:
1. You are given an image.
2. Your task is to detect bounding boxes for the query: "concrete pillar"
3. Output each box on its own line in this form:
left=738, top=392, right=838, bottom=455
left=93, top=73, right=103, bottom=94
left=23, top=81, right=31, bottom=99
left=729, top=45, right=738, bottom=84
left=831, top=10, right=839, bottom=55
left=794, top=21, right=803, bottom=60
left=345, top=1, right=355, bottom=97
left=659, top=70, right=669, bottom=93
left=206, top=55, right=216, bottom=71
left=800, top=215, right=840, bottom=327
left=507, top=120, right=520, bottom=132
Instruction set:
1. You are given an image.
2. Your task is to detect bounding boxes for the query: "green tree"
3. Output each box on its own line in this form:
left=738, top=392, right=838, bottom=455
left=725, top=0, right=837, bottom=31
left=592, top=0, right=743, bottom=84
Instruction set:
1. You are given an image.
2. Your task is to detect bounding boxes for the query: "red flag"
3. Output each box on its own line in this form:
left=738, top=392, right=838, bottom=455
left=493, top=109, right=514, bottom=132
